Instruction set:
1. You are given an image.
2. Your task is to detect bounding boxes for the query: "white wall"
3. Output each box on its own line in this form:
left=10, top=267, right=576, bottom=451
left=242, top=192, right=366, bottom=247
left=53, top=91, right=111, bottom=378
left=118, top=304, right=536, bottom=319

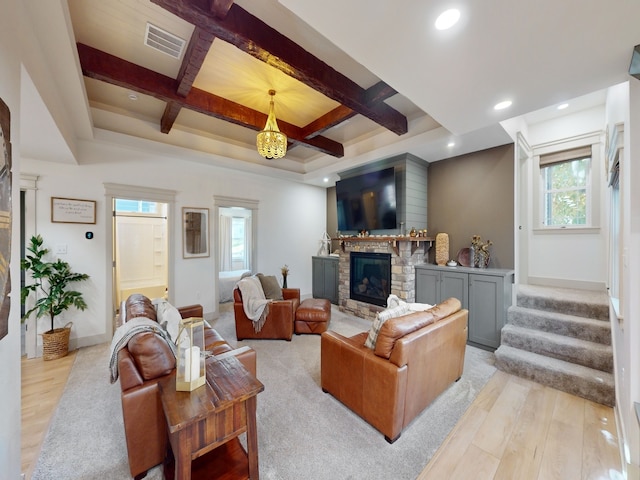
left=0, top=1, right=22, bottom=478
left=522, top=105, right=607, bottom=289
left=22, top=139, right=326, bottom=349
left=610, top=80, right=640, bottom=478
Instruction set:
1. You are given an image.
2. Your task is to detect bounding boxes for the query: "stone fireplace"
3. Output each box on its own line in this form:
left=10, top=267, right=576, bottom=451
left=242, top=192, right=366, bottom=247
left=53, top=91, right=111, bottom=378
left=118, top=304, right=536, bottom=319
left=350, top=252, right=391, bottom=307
left=338, top=238, right=430, bottom=321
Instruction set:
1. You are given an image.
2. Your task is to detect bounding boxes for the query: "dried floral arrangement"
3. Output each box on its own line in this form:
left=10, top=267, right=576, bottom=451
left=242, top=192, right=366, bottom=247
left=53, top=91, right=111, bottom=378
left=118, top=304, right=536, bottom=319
left=281, top=264, right=289, bottom=276
left=471, top=235, right=493, bottom=253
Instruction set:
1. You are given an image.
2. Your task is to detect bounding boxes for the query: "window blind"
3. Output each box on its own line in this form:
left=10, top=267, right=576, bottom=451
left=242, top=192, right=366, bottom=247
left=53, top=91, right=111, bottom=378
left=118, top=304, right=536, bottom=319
left=539, top=145, right=592, bottom=167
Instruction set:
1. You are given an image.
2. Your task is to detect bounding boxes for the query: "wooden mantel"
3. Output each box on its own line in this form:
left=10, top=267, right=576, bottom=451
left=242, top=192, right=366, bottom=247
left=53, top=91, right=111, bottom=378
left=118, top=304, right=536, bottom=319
left=336, top=236, right=434, bottom=256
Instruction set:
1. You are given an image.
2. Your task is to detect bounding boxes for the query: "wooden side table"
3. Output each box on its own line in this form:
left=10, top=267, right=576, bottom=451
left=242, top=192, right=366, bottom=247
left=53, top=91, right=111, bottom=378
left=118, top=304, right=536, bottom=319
left=159, top=355, right=264, bottom=480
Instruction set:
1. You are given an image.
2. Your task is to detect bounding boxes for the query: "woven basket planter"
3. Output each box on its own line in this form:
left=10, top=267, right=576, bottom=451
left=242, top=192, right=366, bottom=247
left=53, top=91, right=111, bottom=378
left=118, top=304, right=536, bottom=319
left=42, top=322, right=72, bottom=361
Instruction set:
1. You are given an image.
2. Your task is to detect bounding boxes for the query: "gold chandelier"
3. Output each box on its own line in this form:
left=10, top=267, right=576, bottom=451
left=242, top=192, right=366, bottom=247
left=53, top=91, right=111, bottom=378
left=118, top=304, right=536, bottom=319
left=256, top=89, right=287, bottom=159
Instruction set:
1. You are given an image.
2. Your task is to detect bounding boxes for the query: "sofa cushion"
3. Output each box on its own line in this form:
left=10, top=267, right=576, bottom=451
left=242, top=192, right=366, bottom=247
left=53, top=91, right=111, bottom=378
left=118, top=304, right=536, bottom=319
left=373, top=297, right=462, bottom=359
left=127, top=332, right=176, bottom=380
left=364, top=304, right=410, bottom=350
left=257, top=273, right=284, bottom=300
left=125, top=294, right=157, bottom=322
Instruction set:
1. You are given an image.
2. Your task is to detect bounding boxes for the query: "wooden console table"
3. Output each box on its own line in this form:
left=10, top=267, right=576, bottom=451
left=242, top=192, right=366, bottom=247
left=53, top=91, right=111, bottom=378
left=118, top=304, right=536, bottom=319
left=159, top=355, right=264, bottom=480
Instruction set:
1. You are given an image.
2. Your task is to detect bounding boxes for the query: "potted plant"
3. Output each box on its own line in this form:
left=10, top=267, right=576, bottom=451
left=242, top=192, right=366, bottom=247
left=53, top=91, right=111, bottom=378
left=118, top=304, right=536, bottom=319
left=21, top=234, right=90, bottom=360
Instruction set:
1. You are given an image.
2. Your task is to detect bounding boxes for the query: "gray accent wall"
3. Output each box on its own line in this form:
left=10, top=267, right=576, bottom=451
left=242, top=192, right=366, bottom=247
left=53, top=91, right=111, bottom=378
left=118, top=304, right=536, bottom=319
left=333, top=153, right=429, bottom=235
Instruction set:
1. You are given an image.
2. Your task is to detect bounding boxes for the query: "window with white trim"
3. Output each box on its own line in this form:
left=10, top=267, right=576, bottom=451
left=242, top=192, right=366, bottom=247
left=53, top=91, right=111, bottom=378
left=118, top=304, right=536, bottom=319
left=539, top=146, right=592, bottom=227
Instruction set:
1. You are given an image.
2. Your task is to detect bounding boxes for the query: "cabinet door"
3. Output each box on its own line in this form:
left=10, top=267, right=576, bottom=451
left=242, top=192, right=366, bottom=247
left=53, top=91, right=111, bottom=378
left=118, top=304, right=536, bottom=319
left=312, top=257, right=324, bottom=298
left=416, top=268, right=439, bottom=305
left=323, top=258, right=339, bottom=304
left=440, top=271, right=468, bottom=308
left=468, top=274, right=503, bottom=349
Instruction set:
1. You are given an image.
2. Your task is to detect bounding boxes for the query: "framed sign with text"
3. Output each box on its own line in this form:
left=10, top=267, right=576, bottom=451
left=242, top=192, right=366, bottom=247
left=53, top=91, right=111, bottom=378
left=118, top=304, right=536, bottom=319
left=51, top=197, right=96, bottom=224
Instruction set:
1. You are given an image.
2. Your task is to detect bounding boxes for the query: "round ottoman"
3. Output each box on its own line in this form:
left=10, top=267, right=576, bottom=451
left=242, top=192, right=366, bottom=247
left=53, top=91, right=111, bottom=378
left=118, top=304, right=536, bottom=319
left=295, top=298, right=331, bottom=334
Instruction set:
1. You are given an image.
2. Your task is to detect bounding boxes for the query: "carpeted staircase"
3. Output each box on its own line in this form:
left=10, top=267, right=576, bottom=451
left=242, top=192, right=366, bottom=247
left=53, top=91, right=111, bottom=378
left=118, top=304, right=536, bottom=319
left=495, top=284, right=614, bottom=406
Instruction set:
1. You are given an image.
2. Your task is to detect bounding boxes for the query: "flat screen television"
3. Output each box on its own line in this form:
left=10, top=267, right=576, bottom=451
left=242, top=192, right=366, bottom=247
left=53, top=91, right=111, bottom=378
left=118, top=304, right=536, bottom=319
left=336, top=167, right=397, bottom=232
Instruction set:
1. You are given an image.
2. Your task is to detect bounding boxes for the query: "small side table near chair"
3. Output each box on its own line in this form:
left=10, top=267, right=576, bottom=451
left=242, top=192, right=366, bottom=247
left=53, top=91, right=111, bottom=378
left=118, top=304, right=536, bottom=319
left=159, top=355, right=264, bottom=480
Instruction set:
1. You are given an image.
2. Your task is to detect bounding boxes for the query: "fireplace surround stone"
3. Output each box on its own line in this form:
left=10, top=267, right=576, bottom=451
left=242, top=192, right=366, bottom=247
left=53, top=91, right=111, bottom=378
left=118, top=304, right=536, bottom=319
left=337, top=238, right=430, bottom=321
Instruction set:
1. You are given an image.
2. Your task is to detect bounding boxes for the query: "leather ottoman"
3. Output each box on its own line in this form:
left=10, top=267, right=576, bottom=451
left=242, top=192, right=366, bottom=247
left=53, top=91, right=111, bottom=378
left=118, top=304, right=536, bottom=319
left=295, top=298, right=331, bottom=334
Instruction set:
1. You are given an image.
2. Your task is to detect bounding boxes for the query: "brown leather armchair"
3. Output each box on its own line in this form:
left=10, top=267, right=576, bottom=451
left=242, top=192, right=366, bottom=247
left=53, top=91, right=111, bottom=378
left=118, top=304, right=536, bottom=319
left=321, top=298, right=468, bottom=443
left=116, top=294, right=257, bottom=479
left=233, top=287, right=300, bottom=340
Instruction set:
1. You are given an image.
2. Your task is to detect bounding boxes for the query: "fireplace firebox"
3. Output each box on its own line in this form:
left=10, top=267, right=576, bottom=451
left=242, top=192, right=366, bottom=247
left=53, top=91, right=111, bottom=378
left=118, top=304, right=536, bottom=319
left=350, top=252, right=391, bottom=307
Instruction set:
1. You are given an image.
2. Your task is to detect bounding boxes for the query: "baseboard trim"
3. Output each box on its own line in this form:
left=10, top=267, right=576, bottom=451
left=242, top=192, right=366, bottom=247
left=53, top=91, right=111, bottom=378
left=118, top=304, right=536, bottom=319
left=526, top=276, right=606, bottom=291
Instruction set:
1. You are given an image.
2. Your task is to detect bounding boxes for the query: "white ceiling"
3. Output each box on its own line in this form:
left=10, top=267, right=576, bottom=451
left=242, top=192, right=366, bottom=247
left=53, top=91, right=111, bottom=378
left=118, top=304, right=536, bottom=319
left=20, top=0, right=640, bottom=186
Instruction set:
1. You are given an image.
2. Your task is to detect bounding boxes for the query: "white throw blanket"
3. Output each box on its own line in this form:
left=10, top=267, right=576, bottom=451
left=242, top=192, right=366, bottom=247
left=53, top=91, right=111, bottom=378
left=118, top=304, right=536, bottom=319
left=237, top=276, right=271, bottom=332
left=108, top=317, right=176, bottom=384
left=386, top=294, right=433, bottom=312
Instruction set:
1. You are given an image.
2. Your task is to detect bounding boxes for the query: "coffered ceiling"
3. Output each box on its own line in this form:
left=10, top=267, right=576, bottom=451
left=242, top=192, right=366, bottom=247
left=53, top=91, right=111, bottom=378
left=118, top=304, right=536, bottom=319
left=21, top=0, right=640, bottom=186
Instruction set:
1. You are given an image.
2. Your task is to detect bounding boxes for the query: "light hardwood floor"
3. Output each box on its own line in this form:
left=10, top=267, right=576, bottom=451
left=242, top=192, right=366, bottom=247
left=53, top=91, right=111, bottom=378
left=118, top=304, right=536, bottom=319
left=21, top=351, right=77, bottom=480
left=21, top=353, right=623, bottom=480
left=419, top=370, right=624, bottom=480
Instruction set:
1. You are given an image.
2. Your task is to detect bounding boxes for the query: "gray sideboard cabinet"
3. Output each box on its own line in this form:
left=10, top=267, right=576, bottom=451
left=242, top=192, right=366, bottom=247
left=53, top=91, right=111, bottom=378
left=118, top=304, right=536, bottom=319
left=415, top=264, right=514, bottom=350
left=312, top=256, right=339, bottom=304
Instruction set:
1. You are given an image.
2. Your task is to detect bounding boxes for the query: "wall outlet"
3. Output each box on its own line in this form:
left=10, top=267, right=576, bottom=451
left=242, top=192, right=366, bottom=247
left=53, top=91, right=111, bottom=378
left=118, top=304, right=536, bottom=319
left=55, top=244, right=67, bottom=254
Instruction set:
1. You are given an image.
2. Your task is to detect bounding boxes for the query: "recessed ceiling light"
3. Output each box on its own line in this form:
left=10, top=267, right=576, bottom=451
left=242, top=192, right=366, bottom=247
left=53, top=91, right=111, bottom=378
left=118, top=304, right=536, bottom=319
left=557, top=103, right=569, bottom=110
left=448, top=142, right=455, bottom=147
left=323, top=177, right=329, bottom=183
left=435, top=9, right=460, bottom=30
left=494, top=100, right=512, bottom=110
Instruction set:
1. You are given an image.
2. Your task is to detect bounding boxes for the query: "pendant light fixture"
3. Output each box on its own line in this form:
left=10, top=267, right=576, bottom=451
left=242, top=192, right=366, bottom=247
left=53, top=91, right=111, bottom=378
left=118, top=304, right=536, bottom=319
left=256, top=89, right=287, bottom=159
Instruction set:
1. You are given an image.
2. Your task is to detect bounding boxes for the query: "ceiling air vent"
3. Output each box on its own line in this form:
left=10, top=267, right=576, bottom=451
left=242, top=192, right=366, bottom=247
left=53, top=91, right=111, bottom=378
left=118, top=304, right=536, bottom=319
left=144, top=23, right=185, bottom=59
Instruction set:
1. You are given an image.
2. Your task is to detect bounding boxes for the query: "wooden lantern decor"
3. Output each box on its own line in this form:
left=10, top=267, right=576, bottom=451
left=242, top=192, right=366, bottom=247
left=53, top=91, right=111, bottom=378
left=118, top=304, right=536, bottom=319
left=176, top=317, right=206, bottom=392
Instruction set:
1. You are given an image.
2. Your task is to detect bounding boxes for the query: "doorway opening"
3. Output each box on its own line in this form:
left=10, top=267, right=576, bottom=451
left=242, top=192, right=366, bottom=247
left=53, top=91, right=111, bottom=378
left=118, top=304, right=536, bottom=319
left=113, top=198, right=168, bottom=317
left=214, top=196, right=258, bottom=304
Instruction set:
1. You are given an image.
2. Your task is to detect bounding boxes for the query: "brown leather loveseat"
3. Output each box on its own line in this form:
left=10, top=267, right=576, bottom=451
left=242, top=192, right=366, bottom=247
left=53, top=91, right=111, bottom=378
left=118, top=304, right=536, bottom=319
left=116, top=294, right=257, bottom=479
left=320, top=297, right=468, bottom=443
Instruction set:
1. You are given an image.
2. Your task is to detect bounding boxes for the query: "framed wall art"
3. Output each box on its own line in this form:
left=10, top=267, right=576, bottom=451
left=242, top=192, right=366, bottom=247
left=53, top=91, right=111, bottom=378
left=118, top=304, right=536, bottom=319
left=183, top=207, right=209, bottom=259
left=0, top=97, right=12, bottom=341
left=51, top=197, right=96, bottom=224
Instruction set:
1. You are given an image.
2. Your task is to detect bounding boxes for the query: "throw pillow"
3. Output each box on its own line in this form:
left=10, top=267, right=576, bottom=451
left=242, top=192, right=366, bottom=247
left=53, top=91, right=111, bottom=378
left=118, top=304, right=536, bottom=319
left=153, top=298, right=182, bottom=343
left=364, top=304, right=409, bottom=350
left=256, top=273, right=284, bottom=300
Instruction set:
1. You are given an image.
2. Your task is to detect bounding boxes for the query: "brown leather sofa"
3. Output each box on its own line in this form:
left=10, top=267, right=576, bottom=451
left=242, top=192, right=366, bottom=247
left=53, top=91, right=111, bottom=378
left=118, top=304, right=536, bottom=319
left=233, top=287, right=300, bottom=340
left=116, top=294, right=257, bottom=479
left=320, top=297, right=468, bottom=443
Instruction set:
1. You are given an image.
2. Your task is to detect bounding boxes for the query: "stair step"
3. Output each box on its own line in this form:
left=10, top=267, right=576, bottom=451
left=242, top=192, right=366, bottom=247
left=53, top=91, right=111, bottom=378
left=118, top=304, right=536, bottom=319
left=501, top=324, right=613, bottom=372
left=507, top=305, right=611, bottom=345
left=495, top=345, right=614, bottom=406
left=517, top=285, right=609, bottom=321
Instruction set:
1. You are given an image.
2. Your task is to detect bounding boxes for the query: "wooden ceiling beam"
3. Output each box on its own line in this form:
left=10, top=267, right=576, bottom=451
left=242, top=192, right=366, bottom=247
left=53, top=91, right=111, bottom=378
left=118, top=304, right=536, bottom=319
left=161, top=26, right=217, bottom=133
left=209, top=0, right=234, bottom=19
left=365, top=81, right=398, bottom=105
left=299, top=82, right=398, bottom=139
left=77, top=43, right=343, bottom=157
left=301, top=106, right=356, bottom=140
left=150, top=0, right=408, bottom=135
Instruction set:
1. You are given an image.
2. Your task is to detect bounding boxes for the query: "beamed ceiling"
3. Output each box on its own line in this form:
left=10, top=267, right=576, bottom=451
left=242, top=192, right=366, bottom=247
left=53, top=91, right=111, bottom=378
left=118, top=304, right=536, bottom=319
left=21, top=0, right=640, bottom=186
left=65, top=0, right=433, bottom=181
